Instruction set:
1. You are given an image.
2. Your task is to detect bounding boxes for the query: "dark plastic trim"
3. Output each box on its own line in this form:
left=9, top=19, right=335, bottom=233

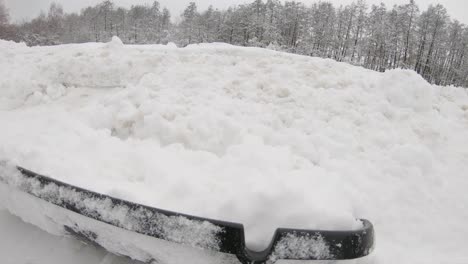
left=10, top=165, right=374, bottom=263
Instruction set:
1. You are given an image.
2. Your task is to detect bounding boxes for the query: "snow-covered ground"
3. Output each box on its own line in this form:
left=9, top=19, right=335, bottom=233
left=1, top=37, right=468, bottom=263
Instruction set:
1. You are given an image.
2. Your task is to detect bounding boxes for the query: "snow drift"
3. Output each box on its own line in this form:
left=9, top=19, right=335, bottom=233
left=1, top=37, right=468, bottom=263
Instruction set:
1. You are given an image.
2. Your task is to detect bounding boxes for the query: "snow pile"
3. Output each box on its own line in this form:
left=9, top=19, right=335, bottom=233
left=1, top=38, right=468, bottom=263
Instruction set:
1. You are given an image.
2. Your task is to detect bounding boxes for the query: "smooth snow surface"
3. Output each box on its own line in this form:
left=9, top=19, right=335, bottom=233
left=1, top=38, right=468, bottom=263
left=0, top=209, right=140, bottom=264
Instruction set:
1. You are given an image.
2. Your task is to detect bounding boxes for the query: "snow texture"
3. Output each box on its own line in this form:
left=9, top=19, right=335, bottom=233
left=1, top=38, right=468, bottom=263
left=269, top=233, right=331, bottom=263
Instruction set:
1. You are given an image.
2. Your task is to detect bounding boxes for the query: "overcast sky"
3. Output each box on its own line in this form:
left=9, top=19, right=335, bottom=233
left=4, top=0, right=468, bottom=24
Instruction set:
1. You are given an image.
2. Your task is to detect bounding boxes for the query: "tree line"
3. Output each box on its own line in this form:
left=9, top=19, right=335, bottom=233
left=1, top=0, right=467, bottom=87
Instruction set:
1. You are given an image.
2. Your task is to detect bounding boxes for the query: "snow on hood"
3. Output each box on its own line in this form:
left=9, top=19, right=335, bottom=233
left=1, top=39, right=468, bottom=262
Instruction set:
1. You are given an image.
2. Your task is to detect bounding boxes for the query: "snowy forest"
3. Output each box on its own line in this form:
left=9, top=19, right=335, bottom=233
left=0, top=0, right=467, bottom=87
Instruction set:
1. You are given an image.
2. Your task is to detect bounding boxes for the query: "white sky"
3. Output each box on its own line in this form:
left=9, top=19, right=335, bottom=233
left=4, top=0, right=468, bottom=24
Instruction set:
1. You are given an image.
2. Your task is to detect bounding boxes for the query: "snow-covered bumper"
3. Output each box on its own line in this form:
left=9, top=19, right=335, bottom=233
left=0, top=161, right=374, bottom=264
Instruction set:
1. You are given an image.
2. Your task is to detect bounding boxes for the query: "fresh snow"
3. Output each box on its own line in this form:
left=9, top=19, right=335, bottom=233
left=1, top=37, right=468, bottom=263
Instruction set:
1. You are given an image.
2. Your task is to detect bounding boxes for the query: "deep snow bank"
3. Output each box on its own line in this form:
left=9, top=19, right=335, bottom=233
left=1, top=38, right=468, bottom=263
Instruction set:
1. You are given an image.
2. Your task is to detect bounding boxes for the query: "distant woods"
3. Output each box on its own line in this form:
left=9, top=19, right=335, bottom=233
left=1, top=0, right=467, bottom=87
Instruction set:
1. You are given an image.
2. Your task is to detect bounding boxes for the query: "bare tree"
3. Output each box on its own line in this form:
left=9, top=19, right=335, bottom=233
left=0, top=0, right=16, bottom=41
left=180, top=2, right=198, bottom=45
left=400, top=0, right=419, bottom=66
left=0, top=0, right=8, bottom=25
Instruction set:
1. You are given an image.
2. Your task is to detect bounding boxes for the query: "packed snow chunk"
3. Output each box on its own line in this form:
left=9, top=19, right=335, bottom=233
left=166, top=42, right=178, bottom=48
left=1, top=41, right=468, bottom=264
left=107, top=36, right=124, bottom=48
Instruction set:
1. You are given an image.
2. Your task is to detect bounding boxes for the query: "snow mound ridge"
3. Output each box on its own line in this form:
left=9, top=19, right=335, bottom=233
left=0, top=39, right=447, bottom=114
